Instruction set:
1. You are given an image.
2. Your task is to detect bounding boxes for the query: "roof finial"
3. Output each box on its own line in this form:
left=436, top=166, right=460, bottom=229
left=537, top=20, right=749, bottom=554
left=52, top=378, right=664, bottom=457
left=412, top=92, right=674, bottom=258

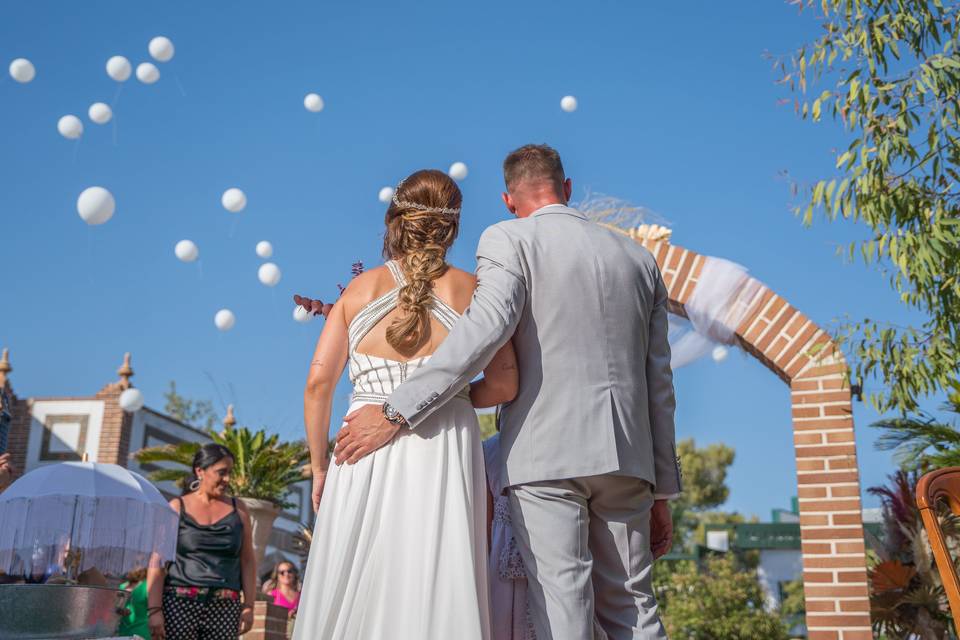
left=224, top=404, right=237, bottom=428
left=0, top=348, right=11, bottom=388
left=117, top=352, right=134, bottom=389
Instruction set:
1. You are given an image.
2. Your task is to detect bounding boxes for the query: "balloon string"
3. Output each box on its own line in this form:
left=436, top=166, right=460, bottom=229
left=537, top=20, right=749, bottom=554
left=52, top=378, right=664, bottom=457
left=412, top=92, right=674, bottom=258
left=228, top=217, right=238, bottom=239
left=87, top=227, right=95, bottom=285
left=197, top=260, right=203, bottom=281
left=174, top=74, right=187, bottom=98
left=111, top=84, right=124, bottom=108
left=73, top=138, right=81, bottom=164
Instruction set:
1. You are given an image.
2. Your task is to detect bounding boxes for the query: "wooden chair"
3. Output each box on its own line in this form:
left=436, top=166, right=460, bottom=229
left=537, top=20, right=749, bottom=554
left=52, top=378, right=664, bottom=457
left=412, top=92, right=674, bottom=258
left=916, top=467, right=960, bottom=631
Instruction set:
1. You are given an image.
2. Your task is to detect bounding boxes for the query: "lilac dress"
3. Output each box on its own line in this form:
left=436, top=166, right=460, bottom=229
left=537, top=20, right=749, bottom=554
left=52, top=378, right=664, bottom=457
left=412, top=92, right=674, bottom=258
left=483, top=434, right=535, bottom=640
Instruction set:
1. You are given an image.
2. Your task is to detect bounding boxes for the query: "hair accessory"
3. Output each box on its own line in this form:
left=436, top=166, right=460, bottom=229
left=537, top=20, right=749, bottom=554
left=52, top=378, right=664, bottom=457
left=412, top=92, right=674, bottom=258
left=392, top=178, right=461, bottom=216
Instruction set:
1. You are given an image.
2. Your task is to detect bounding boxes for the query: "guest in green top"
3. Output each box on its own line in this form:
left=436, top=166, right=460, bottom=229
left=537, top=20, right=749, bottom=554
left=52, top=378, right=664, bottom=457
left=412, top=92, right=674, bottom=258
left=118, top=568, right=150, bottom=639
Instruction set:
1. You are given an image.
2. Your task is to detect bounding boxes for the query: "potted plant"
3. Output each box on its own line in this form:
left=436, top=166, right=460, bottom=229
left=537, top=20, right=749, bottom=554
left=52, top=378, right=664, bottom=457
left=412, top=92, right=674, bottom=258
left=134, top=425, right=310, bottom=570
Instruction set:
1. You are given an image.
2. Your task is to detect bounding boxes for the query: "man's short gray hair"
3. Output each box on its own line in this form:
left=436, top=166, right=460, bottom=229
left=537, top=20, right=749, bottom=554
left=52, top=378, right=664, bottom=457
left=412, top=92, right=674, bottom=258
left=503, top=144, right=565, bottom=192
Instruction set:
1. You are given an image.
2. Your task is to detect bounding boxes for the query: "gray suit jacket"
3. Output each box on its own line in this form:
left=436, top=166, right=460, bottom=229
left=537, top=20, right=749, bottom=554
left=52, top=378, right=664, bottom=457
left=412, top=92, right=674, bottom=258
left=388, top=204, right=681, bottom=496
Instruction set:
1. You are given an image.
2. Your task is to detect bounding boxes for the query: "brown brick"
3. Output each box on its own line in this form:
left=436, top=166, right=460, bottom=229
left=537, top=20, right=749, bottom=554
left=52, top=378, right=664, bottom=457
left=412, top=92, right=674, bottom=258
left=805, top=614, right=872, bottom=627
left=826, top=431, right=855, bottom=443
left=803, top=571, right=836, bottom=583
left=838, top=598, right=871, bottom=612
left=805, top=600, right=838, bottom=612
left=795, top=446, right=857, bottom=460
left=830, top=485, right=861, bottom=498
left=835, top=541, right=866, bottom=554
left=797, top=459, right=826, bottom=471
left=807, top=631, right=839, bottom=640
left=838, top=628, right=873, bottom=639
left=792, top=406, right=822, bottom=419
left=838, top=570, right=868, bottom=583
left=792, top=379, right=821, bottom=392
left=800, top=499, right=863, bottom=513
left=792, top=391, right=854, bottom=405
left=798, top=362, right=848, bottom=378
left=804, top=556, right=868, bottom=568
left=800, top=514, right=829, bottom=526
left=802, top=542, right=833, bottom=555
left=804, top=584, right=870, bottom=598
left=793, top=417, right=854, bottom=430
left=799, top=487, right=828, bottom=499
left=820, top=377, right=850, bottom=390
left=801, top=526, right=865, bottom=540
left=796, top=470, right=859, bottom=484
left=828, top=457, right=857, bottom=470
left=795, top=432, right=825, bottom=445
left=823, top=404, right=853, bottom=417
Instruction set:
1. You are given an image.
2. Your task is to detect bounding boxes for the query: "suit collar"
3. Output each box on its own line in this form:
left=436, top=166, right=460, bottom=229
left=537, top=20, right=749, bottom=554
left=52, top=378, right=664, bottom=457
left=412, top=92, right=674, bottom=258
left=529, top=204, right=587, bottom=220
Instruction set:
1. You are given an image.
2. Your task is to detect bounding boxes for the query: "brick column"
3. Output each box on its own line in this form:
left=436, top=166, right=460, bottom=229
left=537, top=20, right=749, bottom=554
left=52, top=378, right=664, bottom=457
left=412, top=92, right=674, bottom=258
left=630, top=235, right=873, bottom=638
left=791, top=363, right=871, bottom=639
left=248, top=601, right=288, bottom=640
left=5, top=393, right=32, bottom=482
left=94, top=382, right=133, bottom=465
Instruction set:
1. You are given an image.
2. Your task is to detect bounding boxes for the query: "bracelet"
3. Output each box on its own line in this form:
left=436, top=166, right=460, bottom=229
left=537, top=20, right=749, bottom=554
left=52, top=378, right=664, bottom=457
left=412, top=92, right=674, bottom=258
left=148, top=608, right=163, bottom=617
left=242, top=603, right=254, bottom=611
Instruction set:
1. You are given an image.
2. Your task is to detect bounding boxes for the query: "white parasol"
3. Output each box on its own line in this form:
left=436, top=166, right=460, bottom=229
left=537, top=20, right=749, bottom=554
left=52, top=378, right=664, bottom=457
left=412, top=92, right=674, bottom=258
left=0, top=462, right=178, bottom=578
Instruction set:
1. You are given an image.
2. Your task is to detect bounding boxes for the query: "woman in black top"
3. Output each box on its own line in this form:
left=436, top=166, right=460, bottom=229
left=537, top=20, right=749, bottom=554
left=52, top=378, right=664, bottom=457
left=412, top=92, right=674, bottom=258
left=147, top=444, right=256, bottom=639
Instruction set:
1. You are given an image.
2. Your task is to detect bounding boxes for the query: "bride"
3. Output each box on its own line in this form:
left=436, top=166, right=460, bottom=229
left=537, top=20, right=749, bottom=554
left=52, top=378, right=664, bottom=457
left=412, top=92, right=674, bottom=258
left=294, top=169, right=518, bottom=639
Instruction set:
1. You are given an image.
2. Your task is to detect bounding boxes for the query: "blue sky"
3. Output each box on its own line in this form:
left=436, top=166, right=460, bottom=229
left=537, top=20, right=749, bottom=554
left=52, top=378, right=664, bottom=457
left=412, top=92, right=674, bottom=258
left=1, top=1, right=928, bottom=518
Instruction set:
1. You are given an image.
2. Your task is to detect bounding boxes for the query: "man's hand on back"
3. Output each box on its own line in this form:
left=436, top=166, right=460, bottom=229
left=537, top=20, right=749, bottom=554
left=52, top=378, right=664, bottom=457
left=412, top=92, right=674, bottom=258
left=650, top=499, right=673, bottom=559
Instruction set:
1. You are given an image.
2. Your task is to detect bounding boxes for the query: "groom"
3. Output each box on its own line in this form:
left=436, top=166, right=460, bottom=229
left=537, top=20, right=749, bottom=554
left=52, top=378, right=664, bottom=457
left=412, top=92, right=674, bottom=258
left=336, top=144, right=681, bottom=639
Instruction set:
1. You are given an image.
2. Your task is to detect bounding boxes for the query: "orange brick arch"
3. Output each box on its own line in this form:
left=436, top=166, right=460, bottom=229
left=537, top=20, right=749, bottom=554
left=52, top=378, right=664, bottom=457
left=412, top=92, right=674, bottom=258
left=637, top=236, right=871, bottom=639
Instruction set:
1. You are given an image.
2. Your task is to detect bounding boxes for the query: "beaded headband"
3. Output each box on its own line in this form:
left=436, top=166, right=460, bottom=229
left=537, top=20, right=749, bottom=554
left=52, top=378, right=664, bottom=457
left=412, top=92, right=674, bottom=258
left=392, top=178, right=461, bottom=217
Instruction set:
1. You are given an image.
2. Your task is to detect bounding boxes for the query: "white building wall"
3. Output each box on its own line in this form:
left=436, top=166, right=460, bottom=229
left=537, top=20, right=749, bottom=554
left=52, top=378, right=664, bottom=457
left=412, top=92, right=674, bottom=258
left=25, top=400, right=105, bottom=471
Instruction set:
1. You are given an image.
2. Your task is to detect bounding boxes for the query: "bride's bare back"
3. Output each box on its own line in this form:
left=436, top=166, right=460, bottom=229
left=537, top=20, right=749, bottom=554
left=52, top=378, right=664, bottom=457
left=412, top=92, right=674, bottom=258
left=340, top=263, right=478, bottom=362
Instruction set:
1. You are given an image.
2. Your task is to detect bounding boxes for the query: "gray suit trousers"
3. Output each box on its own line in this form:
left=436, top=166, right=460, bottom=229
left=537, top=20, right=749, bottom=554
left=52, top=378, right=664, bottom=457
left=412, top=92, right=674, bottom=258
left=508, top=475, right=667, bottom=640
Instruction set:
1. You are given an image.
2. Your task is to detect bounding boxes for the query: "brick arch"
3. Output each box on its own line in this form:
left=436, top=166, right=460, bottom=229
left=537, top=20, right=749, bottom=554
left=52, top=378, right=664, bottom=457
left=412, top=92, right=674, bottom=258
left=638, top=236, right=871, bottom=640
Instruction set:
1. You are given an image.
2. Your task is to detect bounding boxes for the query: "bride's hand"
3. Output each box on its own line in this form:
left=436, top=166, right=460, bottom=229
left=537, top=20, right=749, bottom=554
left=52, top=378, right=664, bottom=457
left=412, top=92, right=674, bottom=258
left=335, top=404, right=401, bottom=465
left=294, top=294, right=333, bottom=318
left=312, top=468, right=327, bottom=512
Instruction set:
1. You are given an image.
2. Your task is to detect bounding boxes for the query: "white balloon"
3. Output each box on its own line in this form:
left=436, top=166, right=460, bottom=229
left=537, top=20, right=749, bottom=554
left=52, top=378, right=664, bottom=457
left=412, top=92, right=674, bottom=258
left=255, top=241, right=273, bottom=259
left=214, top=309, right=236, bottom=331
left=119, top=387, right=145, bottom=412
left=448, top=162, right=468, bottom=181
left=560, top=95, right=578, bottom=112
left=378, top=187, right=395, bottom=204
left=304, top=93, right=324, bottom=112
left=77, top=187, right=115, bottom=225
left=88, top=102, right=112, bottom=125
left=148, top=36, right=175, bottom=63
left=136, top=62, right=160, bottom=84
left=258, top=262, right=282, bottom=287
left=221, top=188, right=247, bottom=213
left=712, top=345, right=729, bottom=363
left=9, top=58, right=35, bottom=83
left=175, top=239, right=199, bottom=262
left=106, top=56, right=132, bottom=82
left=293, top=305, right=313, bottom=323
left=57, top=115, right=83, bottom=140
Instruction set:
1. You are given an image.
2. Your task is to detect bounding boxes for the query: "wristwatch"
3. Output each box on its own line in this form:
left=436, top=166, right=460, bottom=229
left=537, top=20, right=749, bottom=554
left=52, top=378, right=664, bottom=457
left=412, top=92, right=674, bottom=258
left=382, top=402, right=408, bottom=427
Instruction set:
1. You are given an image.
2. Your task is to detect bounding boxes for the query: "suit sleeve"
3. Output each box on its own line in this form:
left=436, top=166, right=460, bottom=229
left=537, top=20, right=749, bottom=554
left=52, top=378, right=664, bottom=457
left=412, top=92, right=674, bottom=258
left=647, top=267, right=682, bottom=498
left=387, top=225, right=526, bottom=428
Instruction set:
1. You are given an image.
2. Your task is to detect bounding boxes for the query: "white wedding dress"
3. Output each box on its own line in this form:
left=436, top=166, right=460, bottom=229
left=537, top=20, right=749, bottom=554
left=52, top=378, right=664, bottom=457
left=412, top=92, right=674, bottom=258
left=293, top=261, right=491, bottom=640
